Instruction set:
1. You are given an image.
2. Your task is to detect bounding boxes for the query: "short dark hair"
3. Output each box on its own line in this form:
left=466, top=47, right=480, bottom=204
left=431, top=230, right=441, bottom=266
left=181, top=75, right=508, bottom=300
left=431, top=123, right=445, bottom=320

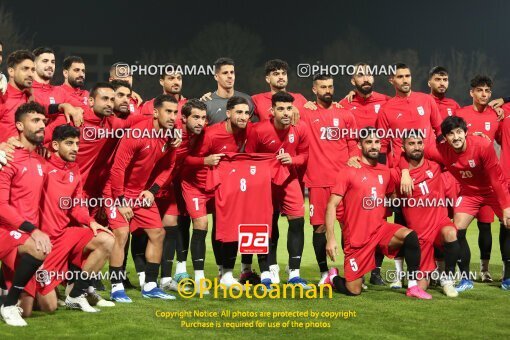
left=264, top=59, right=289, bottom=76
left=110, top=79, right=132, bottom=92
left=359, top=126, right=379, bottom=141
left=7, top=50, right=35, bottom=68
left=33, top=47, right=55, bottom=58
left=312, top=73, right=333, bottom=82
left=226, top=96, right=249, bottom=111
left=441, top=116, right=468, bottom=136
left=402, top=129, right=424, bottom=142
left=89, top=82, right=115, bottom=98
left=154, top=94, right=178, bottom=109
left=161, top=63, right=181, bottom=79
left=63, top=56, right=84, bottom=70
left=52, top=124, right=80, bottom=141
left=15, top=102, right=46, bottom=122
left=428, top=66, right=448, bottom=79
left=391, top=63, right=410, bottom=76
left=214, top=57, right=234, bottom=74
left=470, top=75, right=492, bottom=89
left=271, top=91, right=294, bottom=107
left=181, top=99, right=207, bottom=117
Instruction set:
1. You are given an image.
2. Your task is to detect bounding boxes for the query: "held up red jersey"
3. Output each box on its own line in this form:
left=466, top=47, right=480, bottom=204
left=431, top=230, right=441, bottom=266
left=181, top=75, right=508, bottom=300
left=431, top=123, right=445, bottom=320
left=300, top=105, right=358, bottom=187
left=339, top=91, right=389, bottom=129
left=39, top=155, right=92, bottom=239
left=0, top=148, right=46, bottom=230
left=431, top=94, right=460, bottom=120
left=251, top=92, right=308, bottom=121
left=331, top=162, right=394, bottom=248
left=182, top=121, right=248, bottom=189
left=454, top=105, right=500, bottom=141
left=391, top=160, right=450, bottom=239
left=205, top=153, right=290, bottom=242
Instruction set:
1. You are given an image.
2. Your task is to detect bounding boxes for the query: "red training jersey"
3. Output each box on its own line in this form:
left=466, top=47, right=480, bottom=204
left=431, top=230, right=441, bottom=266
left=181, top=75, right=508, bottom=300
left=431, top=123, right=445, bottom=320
left=339, top=91, right=389, bottom=129
left=0, top=84, right=31, bottom=142
left=430, top=94, right=460, bottom=121
left=454, top=105, right=500, bottom=141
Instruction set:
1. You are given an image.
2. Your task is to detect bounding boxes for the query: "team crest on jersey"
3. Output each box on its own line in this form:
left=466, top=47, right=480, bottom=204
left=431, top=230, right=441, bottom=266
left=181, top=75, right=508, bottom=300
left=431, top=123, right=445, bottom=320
left=417, top=106, right=425, bottom=116
left=250, top=166, right=256, bottom=175
left=374, top=104, right=380, bottom=113
left=129, top=103, right=135, bottom=113
left=485, top=122, right=491, bottom=131
left=10, top=230, right=22, bottom=240
left=447, top=108, right=452, bottom=116
left=37, top=164, right=43, bottom=176
left=378, top=174, right=383, bottom=184
left=288, top=133, right=295, bottom=143
left=426, top=170, right=434, bottom=178
left=69, top=172, right=74, bottom=183
left=468, top=159, right=476, bottom=168
left=333, top=118, right=339, bottom=127
left=49, top=97, right=56, bottom=104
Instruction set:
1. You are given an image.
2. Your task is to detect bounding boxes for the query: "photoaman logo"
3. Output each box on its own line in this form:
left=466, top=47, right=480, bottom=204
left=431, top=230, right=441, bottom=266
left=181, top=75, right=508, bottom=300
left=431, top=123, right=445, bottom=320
left=238, top=224, right=269, bottom=254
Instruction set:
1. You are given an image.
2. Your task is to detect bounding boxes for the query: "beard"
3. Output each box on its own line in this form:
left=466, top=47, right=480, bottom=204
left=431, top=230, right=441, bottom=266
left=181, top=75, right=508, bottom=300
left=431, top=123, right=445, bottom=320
left=25, top=129, right=44, bottom=145
left=69, top=77, right=84, bottom=89
left=406, top=150, right=423, bottom=161
left=355, top=82, right=373, bottom=95
left=318, top=93, right=333, bottom=104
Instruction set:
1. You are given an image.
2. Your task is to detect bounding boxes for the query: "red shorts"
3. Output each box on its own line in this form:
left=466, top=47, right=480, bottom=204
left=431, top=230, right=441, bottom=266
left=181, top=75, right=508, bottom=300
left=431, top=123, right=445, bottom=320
left=272, top=178, right=304, bottom=217
left=476, top=205, right=494, bottom=223
left=309, top=187, right=344, bottom=225
left=0, top=228, right=34, bottom=297
left=181, top=180, right=215, bottom=219
left=342, top=221, right=402, bottom=281
left=107, top=204, right=162, bottom=232
left=455, top=193, right=503, bottom=220
left=34, top=227, right=95, bottom=296
left=156, top=182, right=187, bottom=217
left=417, top=219, right=456, bottom=272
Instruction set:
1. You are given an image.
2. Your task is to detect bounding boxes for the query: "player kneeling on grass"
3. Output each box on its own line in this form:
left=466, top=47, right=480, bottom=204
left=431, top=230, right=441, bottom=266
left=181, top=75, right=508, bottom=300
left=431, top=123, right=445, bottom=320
left=391, top=132, right=460, bottom=297
left=19, top=124, right=115, bottom=314
left=324, top=127, right=431, bottom=299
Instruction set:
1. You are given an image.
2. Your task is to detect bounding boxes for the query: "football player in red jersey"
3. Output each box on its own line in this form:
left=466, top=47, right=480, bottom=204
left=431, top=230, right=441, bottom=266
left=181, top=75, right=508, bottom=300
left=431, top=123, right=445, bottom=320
left=55, top=56, right=89, bottom=111
left=245, top=92, right=309, bottom=287
left=428, top=66, right=460, bottom=120
left=300, top=74, right=358, bottom=285
left=0, top=102, right=52, bottom=326
left=454, top=75, right=502, bottom=282
left=400, top=116, right=510, bottom=291
left=251, top=59, right=308, bottom=121
left=324, top=127, right=431, bottom=299
left=109, top=62, right=143, bottom=115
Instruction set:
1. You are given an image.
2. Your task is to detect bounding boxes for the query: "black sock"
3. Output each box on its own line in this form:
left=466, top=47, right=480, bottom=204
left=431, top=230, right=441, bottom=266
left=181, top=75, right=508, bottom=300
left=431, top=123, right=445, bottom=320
left=434, top=247, right=444, bottom=261
left=394, top=209, right=407, bottom=226
left=257, top=253, right=269, bottom=273
left=177, top=216, right=190, bottom=262
left=4, top=254, right=43, bottom=307
left=313, top=228, right=328, bottom=272
left=268, top=211, right=280, bottom=266
left=288, top=218, right=304, bottom=270
left=109, top=266, right=123, bottom=285
left=0, top=268, right=6, bottom=289
left=221, top=242, right=238, bottom=270
left=69, top=275, right=91, bottom=298
left=161, top=226, right=177, bottom=278
left=122, top=233, right=130, bottom=272
left=443, top=240, right=460, bottom=281
left=241, top=254, right=253, bottom=269
left=403, top=232, right=421, bottom=281
left=145, top=262, right=160, bottom=285
left=371, top=252, right=384, bottom=276
left=212, top=222, right=222, bottom=266
left=500, top=224, right=510, bottom=279
left=131, top=232, right=148, bottom=273
left=191, top=229, right=207, bottom=270
left=457, top=229, right=471, bottom=277
left=332, top=276, right=359, bottom=296
left=477, top=221, right=492, bottom=260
